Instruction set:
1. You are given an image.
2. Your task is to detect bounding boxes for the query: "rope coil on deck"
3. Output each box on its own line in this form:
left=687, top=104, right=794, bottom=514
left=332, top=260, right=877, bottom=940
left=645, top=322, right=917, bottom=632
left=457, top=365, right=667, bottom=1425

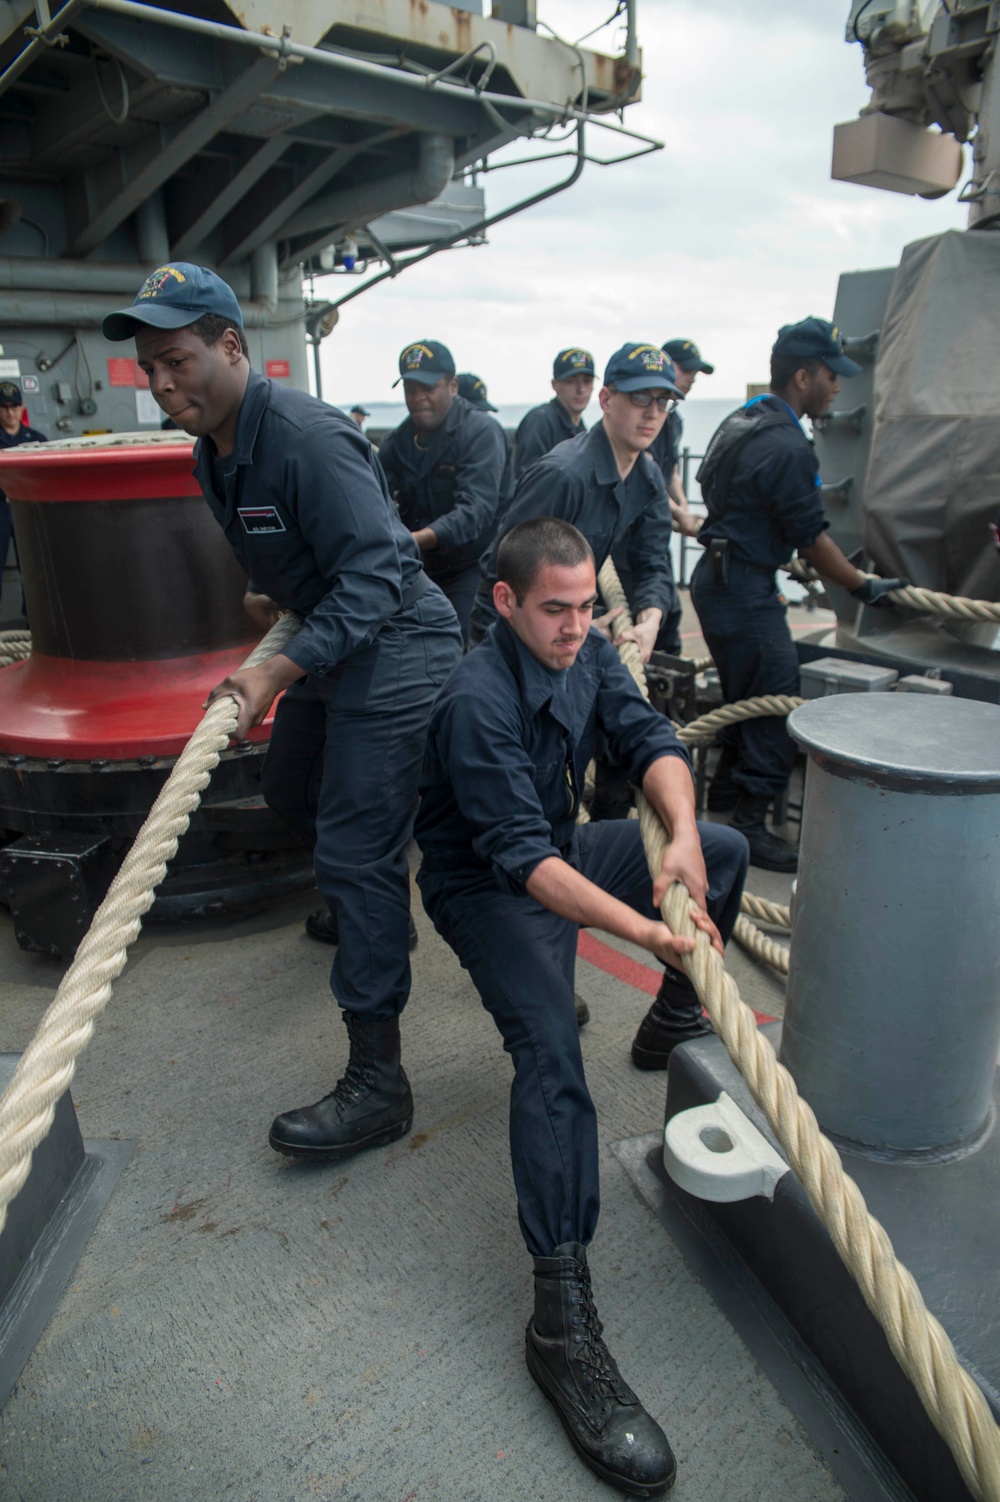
left=597, top=556, right=1000, bottom=1502
left=0, top=612, right=302, bottom=1236
left=0, top=629, right=32, bottom=666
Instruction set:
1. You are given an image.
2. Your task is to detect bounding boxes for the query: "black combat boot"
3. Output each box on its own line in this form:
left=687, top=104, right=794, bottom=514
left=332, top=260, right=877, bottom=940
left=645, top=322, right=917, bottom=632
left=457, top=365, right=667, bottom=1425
left=526, top=1243, right=677, bottom=1497
left=631, top=967, right=713, bottom=1071
left=706, top=744, right=742, bottom=811
left=268, top=1012, right=413, bottom=1161
left=731, top=791, right=798, bottom=873
left=305, top=906, right=418, bottom=951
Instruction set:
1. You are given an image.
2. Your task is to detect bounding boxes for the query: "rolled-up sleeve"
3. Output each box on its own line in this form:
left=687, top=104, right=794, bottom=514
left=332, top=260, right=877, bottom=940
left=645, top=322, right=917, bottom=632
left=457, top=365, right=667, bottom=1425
left=755, top=443, right=828, bottom=552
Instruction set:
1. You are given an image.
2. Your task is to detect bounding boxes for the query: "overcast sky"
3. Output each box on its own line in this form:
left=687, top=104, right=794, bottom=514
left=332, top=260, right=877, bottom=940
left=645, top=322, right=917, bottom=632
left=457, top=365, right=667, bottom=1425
left=317, top=0, right=967, bottom=407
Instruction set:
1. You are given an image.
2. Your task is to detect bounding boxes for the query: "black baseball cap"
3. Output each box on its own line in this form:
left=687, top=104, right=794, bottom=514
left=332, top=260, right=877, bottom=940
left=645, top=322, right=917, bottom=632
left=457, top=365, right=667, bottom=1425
left=603, top=343, right=683, bottom=397
left=0, top=381, right=22, bottom=405
left=772, top=317, right=862, bottom=377
left=662, top=338, right=714, bottom=375
left=457, top=373, right=497, bottom=412
left=102, top=263, right=244, bottom=342
left=393, top=340, right=456, bottom=387
left=553, top=348, right=595, bottom=381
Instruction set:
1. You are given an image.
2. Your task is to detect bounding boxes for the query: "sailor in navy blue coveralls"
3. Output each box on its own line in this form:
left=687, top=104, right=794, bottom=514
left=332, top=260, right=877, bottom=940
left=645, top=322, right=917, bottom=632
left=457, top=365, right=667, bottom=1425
left=378, top=340, right=512, bottom=639
left=103, top=264, right=463, bottom=1161
left=470, top=343, right=680, bottom=651
left=513, top=346, right=595, bottom=478
left=415, top=517, right=747, bottom=1495
left=692, top=317, right=905, bottom=871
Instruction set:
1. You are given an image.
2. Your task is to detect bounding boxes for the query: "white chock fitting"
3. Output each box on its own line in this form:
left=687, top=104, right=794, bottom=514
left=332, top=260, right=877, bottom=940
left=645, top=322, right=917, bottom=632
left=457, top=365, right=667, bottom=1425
left=663, top=1091, right=789, bottom=1203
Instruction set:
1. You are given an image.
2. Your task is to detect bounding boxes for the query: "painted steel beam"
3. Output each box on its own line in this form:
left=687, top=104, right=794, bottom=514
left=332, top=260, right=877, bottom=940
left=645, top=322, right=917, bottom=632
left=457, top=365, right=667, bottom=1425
left=220, top=128, right=403, bottom=264
left=29, top=67, right=168, bottom=169
left=170, top=135, right=287, bottom=258
left=67, top=52, right=281, bottom=256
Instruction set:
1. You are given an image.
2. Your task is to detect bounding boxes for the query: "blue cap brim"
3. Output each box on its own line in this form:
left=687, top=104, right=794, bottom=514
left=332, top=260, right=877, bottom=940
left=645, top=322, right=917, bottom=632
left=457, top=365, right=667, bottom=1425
left=825, top=353, right=863, bottom=378
left=101, top=303, right=208, bottom=342
left=677, top=358, right=714, bottom=375
left=613, top=376, right=684, bottom=397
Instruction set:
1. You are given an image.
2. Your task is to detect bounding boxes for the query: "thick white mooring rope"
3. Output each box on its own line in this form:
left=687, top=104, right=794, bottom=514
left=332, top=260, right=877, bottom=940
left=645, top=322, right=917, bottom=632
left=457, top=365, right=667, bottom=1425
left=785, top=558, right=1000, bottom=623
left=597, top=556, right=1000, bottom=1502
left=0, top=612, right=301, bottom=1235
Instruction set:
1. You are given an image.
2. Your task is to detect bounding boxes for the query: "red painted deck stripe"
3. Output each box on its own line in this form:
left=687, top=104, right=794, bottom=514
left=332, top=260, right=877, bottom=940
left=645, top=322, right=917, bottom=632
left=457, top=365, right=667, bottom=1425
left=576, top=930, right=775, bottom=1025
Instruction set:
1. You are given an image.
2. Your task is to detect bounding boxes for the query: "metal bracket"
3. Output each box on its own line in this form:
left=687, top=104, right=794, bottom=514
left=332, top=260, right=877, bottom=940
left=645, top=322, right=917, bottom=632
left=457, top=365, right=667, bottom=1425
left=820, top=477, right=855, bottom=505
left=663, top=1091, right=789, bottom=1203
left=841, top=330, right=880, bottom=364
left=813, top=405, right=867, bottom=437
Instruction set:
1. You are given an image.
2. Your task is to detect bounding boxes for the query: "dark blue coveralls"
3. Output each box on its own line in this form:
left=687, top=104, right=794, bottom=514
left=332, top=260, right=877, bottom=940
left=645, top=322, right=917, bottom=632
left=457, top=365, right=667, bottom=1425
left=469, top=423, right=675, bottom=644
left=513, top=396, right=585, bottom=478
left=691, top=394, right=828, bottom=798
left=193, top=370, right=464, bottom=1019
left=378, top=394, right=513, bottom=638
left=612, top=407, right=684, bottom=654
left=0, top=420, right=46, bottom=617
left=415, top=619, right=748, bottom=1256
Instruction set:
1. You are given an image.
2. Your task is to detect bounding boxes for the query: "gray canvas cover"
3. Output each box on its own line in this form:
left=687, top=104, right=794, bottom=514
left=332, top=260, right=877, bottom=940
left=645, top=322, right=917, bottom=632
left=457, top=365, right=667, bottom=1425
left=864, top=229, right=1000, bottom=601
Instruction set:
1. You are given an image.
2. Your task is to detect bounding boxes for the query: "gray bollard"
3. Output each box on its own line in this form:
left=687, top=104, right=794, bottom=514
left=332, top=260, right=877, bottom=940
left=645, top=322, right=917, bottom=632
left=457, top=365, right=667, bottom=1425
left=782, top=694, right=1000, bottom=1157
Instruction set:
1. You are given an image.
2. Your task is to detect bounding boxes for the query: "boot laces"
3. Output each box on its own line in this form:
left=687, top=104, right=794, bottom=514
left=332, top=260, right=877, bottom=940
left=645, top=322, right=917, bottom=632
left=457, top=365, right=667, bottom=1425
left=567, top=1274, right=631, bottom=1403
left=327, top=1055, right=373, bottom=1108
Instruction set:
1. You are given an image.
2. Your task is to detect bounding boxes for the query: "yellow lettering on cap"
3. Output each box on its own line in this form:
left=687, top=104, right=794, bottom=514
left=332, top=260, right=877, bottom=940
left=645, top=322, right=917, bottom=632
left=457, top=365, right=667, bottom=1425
left=137, top=266, right=187, bottom=300
left=402, top=342, right=435, bottom=366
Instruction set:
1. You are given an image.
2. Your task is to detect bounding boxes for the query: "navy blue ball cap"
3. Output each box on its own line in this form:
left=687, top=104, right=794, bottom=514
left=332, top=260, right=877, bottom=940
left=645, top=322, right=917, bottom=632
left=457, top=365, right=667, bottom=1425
left=0, top=381, right=22, bottom=405
left=553, top=347, right=595, bottom=381
left=773, top=317, right=862, bottom=378
left=457, top=372, right=497, bottom=411
left=603, top=342, right=683, bottom=397
left=662, top=338, right=714, bottom=375
left=393, top=339, right=456, bottom=387
left=102, top=263, right=244, bottom=342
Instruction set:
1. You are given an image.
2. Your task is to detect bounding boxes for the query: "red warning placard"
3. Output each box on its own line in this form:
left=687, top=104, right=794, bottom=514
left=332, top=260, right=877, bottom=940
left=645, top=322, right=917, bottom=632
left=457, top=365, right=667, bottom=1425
left=107, top=357, right=136, bottom=387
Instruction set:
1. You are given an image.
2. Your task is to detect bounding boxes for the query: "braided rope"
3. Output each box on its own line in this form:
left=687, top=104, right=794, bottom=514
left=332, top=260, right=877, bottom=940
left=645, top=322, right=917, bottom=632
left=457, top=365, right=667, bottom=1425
left=597, top=557, right=1000, bottom=1502
left=0, top=629, right=31, bottom=667
left=733, top=914, right=789, bottom=975
left=676, top=696, right=805, bottom=745
left=740, top=892, right=792, bottom=930
left=0, top=613, right=302, bottom=1234
left=784, top=559, right=1000, bottom=622
left=889, top=585, right=1000, bottom=623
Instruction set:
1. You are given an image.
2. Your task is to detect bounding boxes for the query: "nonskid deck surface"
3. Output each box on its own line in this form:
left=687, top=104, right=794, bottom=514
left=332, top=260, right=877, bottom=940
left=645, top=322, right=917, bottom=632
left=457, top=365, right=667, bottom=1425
left=0, top=602, right=839, bottom=1502
left=0, top=865, right=841, bottom=1502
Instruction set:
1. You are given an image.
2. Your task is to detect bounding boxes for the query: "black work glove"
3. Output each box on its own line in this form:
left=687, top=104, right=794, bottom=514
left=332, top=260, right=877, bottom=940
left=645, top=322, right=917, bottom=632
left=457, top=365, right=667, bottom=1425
left=851, top=574, right=909, bottom=606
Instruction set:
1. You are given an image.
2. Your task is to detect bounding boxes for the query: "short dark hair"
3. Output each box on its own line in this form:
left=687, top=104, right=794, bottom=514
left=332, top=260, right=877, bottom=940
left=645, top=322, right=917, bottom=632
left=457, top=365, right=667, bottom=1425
left=189, top=311, right=249, bottom=361
left=770, top=352, right=821, bottom=393
left=497, top=517, right=595, bottom=602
